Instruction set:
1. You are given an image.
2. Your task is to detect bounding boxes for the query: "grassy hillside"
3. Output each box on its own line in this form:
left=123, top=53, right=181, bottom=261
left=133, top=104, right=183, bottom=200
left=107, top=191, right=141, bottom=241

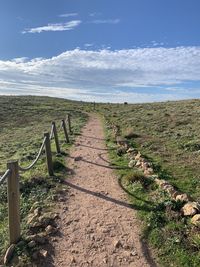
left=0, top=95, right=88, bottom=260
left=100, top=100, right=200, bottom=200
left=98, top=99, right=200, bottom=267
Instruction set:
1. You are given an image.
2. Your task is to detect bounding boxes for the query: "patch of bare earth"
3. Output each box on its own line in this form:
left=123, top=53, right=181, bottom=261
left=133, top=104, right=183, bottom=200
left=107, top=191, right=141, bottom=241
left=45, top=115, right=157, bottom=267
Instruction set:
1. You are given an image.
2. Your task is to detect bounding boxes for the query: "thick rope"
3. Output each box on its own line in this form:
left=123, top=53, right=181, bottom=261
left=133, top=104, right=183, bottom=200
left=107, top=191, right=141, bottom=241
left=50, top=124, right=54, bottom=140
left=0, top=169, right=11, bottom=185
left=18, top=136, right=46, bottom=172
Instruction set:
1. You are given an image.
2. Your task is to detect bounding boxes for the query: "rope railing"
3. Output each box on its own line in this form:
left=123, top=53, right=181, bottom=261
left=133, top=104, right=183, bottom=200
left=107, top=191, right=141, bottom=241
left=50, top=124, right=54, bottom=140
left=18, top=136, right=46, bottom=172
left=0, top=114, right=72, bottom=247
left=0, top=169, right=11, bottom=185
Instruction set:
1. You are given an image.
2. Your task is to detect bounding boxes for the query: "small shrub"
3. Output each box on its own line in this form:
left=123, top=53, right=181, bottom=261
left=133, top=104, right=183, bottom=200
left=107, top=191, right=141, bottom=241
left=180, top=141, right=200, bottom=152
left=123, top=128, right=140, bottom=139
left=116, top=147, right=127, bottom=156
left=124, top=171, right=146, bottom=184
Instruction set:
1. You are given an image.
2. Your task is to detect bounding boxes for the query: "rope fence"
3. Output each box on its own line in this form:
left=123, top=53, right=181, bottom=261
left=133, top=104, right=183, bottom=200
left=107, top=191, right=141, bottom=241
left=0, top=169, right=11, bottom=185
left=18, top=136, right=46, bottom=172
left=0, top=114, right=72, bottom=246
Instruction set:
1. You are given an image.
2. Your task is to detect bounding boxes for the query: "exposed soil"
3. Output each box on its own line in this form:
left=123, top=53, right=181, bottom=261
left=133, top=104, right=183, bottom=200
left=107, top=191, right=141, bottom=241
left=45, top=114, right=157, bottom=267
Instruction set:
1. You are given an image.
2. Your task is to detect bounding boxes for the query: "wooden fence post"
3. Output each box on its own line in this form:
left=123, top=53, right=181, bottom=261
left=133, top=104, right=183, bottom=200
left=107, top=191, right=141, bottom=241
left=67, top=114, right=72, bottom=134
left=44, top=132, right=54, bottom=176
left=7, top=160, right=20, bottom=244
left=62, top=119, right=69, bottom=143
left=52, top=122, right=61, bottom=154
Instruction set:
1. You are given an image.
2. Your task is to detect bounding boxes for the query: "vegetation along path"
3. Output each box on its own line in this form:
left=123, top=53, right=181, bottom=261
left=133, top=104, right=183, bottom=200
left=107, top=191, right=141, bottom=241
left=48, top=114, right=157, bottom=267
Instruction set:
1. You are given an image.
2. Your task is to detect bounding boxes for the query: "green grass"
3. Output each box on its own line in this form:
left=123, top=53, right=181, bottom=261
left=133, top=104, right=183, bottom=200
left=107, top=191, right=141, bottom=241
left=0, top=95, right=88, bottom=261
left=99, top=100, right=200, bottom=201
left=1, top=96, right=200, bottom=266
left=101, top=102, right=200, bottom=267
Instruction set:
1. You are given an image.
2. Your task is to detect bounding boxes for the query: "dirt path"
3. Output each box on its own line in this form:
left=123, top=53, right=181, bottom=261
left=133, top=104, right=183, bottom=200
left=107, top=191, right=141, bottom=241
left=49, top=114, right=157, bottom=267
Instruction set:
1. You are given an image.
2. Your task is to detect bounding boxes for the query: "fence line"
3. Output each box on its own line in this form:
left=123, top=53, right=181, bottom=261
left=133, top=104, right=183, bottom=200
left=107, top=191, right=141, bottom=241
left=61, top=119, right=70, bottom=143
left=0, top=114, right=72, bottom=246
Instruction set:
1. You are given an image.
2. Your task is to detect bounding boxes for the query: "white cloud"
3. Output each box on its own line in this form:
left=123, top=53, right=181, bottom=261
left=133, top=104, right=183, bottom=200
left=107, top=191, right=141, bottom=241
left=22, top=20, right=81, bottom=33
left=90, top=19, right=120, bottom=24
left=11, top=57, right=29, bottom=63
left=0, top=47, right=200, bottom=103
left=59, top=13, right=78, bottom=18
left=84, top=43, right=94, bottom=47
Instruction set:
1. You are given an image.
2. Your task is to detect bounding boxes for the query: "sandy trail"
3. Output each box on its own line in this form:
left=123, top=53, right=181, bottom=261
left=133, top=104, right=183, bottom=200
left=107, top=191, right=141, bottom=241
left=49, top=114, right=157, bottom=267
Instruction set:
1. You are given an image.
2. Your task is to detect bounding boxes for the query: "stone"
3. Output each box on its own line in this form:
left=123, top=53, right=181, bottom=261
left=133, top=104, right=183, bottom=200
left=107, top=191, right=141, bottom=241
left=71, top=256, right=76, bottom=263
left=135, top=152, right=141, bottom=160
left=130, top=250, right=138, bottom=256
left=114, top=240, right=122, bottom=248
left=176, top=193, right=190, bottom=202
left=191, top=214, right=200, bottom=226
left=45, top=225, right=56, bottom=235
left=128, top=160, right=136, bottom=168
left=33, top=207, right=41, bottom=217
left=154, top=179, right=168, bottom=187
left=29, top=202, right=40, bottom=213
left=38, top=214, right=51, bottom=226
left=144, top=168, right=154, bottom=176
left=4, top=244, right=15, bottom=265
left=135, top=161, right=141, bottom=167
left=30, top=221, right=43, bottom=228
left=181, top=202, right=200, bottom=216
left=39, top=249, right=48, bottom=258
left=26, top=234, right=37, bottom=242
left=141, top=162, right=149, bottom=170
left=27, top=214, right=38, bottom=225
left=151, top=175, right=159, bottom=180
left=28, top=240, right=36, bottom=248
left=74, top=156, right=82, bottom=161
left=163, top=185, right=176, bottom=195
left=171, top=191, right=180, bottom=200
left=127, top=148, right=135, bottom=153
left=146, top=168, right=154, bottom=175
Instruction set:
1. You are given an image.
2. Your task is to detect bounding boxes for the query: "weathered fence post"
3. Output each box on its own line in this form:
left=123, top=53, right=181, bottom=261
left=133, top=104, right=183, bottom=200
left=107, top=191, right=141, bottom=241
left=7, top=160, right=20, bottom=244
left=67, top=114, right=72, bottom=134
left=62, top=119, right=69, bottom=143
left=44, top=132, right=54, bottom=176
left=52, top=122, right=61, bottom=154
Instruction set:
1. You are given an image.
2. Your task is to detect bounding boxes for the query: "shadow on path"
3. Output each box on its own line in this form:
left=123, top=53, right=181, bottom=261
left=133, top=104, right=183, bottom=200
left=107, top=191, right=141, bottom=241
left=64, top=180, right=158, bottom=267
left=69, top=155, right=130, bottom=170
left=80, top=134, right=106, bottom=141
left=78, top=143, right=115, bottom=151
left=98, top=152, right=121, bottom=166
left=64, top=180, right=155, bottom=213
left=140, top=239, right=159, bottom=267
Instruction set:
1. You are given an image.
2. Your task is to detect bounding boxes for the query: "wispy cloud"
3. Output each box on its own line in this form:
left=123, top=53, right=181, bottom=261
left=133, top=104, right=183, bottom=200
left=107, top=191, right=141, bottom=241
left=90, top=19, right=120, bottom=24
left=84, top=43, right=94, bottom=47
left=59, top=13, right=78, bottom=18
left=89, top=12, right=102, bottom=17
left=0, top=47, right=200, bottom=103
left=22, top=20, right=81, bottom=34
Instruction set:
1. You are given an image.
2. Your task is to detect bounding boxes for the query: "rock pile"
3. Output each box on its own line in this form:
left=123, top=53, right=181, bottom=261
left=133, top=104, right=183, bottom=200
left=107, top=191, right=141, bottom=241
left=127, top=148, right=200, bottom=225
left=108, top=122, right=200, bottom=228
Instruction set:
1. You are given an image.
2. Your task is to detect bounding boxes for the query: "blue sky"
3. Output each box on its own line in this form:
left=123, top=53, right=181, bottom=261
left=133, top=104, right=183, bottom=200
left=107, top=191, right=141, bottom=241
left=0, top=0, right=200, bottom=103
